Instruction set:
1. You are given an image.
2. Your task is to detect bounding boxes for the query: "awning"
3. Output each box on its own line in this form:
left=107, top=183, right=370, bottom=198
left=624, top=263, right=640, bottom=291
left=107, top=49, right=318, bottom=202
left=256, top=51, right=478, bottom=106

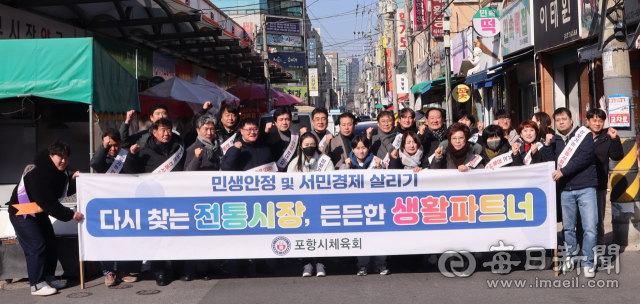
left=466, top=70, right=488, bottom=85
left=0, top=38, right=139, bottom=113
left=488, top=49, right=534, bottom=71
left=375, top=104, right=384, bottom=109
left=411, top=75, right=455, bottom=94
left=578, top=34, right=636, bottom=62
left=475, top=74, right=503, bottom=89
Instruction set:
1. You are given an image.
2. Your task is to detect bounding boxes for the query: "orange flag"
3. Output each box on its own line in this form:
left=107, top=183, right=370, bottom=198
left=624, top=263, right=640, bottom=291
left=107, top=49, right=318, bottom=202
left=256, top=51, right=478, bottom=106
left=12, top=203, right=43, bottom=215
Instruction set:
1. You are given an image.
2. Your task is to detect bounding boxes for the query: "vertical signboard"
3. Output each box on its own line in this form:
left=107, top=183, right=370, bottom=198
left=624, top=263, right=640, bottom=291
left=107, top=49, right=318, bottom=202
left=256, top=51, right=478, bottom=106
left=431, top=0, right=444, bottom=38
left=500, top=0, right=532, bottom=56
left=413, top=0, right=428, bottom=31
left=398, top=9, right=407, bottom=51
left=309, top=68, right=319, bottom=97
left=243, top=22, right=253, bottom=44
left=533, top=0, right=580, bottom=52
left=385, top=48, right=393, bottom=97
left=308, top=38, right=317, bottom=66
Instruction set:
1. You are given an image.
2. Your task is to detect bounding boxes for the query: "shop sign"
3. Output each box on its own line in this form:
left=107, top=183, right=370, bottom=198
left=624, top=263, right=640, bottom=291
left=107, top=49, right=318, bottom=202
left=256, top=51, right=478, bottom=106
left=473, top=7, right=501, bottom=37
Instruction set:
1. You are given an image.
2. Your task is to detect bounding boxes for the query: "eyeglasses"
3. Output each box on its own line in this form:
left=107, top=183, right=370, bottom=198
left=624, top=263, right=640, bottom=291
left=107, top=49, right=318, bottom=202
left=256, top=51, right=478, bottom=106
left=450, top=136, right=466, bottom=142
left=379, top=119, right=393, bottom=124
left=313, top=117, right=327, bottom=122
left=242, top=128, right=258, bottom=133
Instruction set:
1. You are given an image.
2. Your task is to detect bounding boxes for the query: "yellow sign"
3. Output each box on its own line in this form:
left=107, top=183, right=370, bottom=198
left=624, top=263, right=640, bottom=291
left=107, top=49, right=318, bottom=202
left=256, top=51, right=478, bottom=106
left=453, top=84, right=471, bottom=103
left=374, top=86, right=381, bottom=90
left=308, top=68, right=319, bottom=96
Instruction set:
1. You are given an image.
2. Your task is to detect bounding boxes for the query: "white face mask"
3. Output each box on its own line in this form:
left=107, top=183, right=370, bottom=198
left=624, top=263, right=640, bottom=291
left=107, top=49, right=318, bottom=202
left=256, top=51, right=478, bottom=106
left=487, top=140, right=501, bottom=150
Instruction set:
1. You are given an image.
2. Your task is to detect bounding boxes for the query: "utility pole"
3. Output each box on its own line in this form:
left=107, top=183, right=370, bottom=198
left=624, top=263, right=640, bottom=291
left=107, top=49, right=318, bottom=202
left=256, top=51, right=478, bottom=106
left=404, top=0, right=415, bottom=110
left=262, top=14, right=271, bottom=111
left=598, top=0, right=639, bottom=245
left=388, top=3, right=398, bottom=116
left=443, top=16, right=452, bottom=125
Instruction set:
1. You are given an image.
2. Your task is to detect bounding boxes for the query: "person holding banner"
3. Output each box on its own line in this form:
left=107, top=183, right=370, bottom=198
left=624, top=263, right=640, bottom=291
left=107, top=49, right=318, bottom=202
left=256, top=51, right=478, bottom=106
left=421, top=108, right=447, bottom=156
left=369, top=111, right=398, bottom=169
left=221, top=118, right=275, bottom=172
left=388, top=131, right=429, bottom=172
left=532, top=112, right=553, bottom=142
left=185, top=114, right=222, bottom=172
left=586, top=108, right=624, bottom=245
left=542, top=107, right=598, bottom=278
left=430, top=123, right=485, bottom=171
left=328, top=113, right=357, bottom=169
left=90, top=128, right=127, bottom=174
left=288, top=133, right=335, bottom=173
left=265, top=107, right=299, bottom=172
left=479, top=125, right=520, bottom=169
left=300, top=107, right=333, bottom=153
left=495, top=110, right=521, bottom=145
left=511, top=120, right=545, bottom=166
left=7, top=142, right=82, bottom=296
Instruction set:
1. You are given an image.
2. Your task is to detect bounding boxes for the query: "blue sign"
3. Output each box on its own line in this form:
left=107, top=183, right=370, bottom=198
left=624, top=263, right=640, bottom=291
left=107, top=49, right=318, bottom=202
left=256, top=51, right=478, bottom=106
left=308, top=39, right=317, bottom=66
left=269, top=52, right=306, bottom=70
left=265, top=17, right=301, bottom=34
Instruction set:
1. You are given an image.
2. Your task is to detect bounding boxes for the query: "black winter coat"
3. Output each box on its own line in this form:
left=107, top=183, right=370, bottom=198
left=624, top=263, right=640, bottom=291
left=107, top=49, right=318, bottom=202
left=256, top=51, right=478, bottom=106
left=7, top=149, right=76, bottom=221
left=593, top=129, right=624, bottom=189
left=90, top=144, right=115, bottom=173
left=125, top=136, right=185, bottom=173
left=542, top=127, right=598, bottom=191
left=422, top=128, right=444, bottom=156
left=220, top=137, right=274, bottom=171
left=479, top=139, right=516, bottom=167
left=184, top=138, right=222, bottom=171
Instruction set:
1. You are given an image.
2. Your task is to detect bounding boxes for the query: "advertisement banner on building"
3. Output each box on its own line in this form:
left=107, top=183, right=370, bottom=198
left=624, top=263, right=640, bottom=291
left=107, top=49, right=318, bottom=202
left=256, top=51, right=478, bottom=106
left=269, top=52, right=306, bottom=70
left=309, top=68, right=319, bottom=96
left=473, top=7, right=502, bottom=37
left=385, top=48, right=393, bottom=96
left=95, top=36, right=153, bottom=79
left=431, top=0, right=444, bottom=38
left=265, top=17, right=301, bottom=34
left=0, top=3, right=84, bottom=40
left=625, top=0, right=640, bottom=25
left=397, top=74, right=409, bottom=94
left=416, top=60, right=431, bottom=83
left=267, top=34, right=303, bottom=47
left=454, top=84, right=471, bottom=102
left=414, top=0, right=428, bottom=31
left=581, top=0, right=600, bottom=38
left=308, top=39, right=317, bottom=66
left=452, top=27, right=472, bottom=74
left=533, top=0, right=580, bottom=52
left=243, top=22, right=253, bottom=44
left=500, top=0, right=532, bottom=56
left=398, top=9, right=407, bottom=51
left=281, top=87, right=308, bottom=98
left=153, top=53, right=176, bottom=80
left=608, top=94, right=631, bottom=127
left=77, top=163, right=557, bottom=261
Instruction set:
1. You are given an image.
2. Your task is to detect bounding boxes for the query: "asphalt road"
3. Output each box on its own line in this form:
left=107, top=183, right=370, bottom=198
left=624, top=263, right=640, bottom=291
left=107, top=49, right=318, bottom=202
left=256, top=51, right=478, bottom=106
left=1, top=247, right=639, bottom=304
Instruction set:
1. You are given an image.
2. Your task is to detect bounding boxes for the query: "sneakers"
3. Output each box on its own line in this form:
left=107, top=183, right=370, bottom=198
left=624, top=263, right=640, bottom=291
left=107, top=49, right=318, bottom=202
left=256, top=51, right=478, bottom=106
left=155, top=270, right=167, bottom=286
left=561, top=257, right=574, bottom=274
left=357, top=267, right=367, bottom=276
left=105, top=272, right=116, bottom=287
left=302, top=263, right=313, bottom=277
left=118, top=272, right=137, bottom=283
left=378, top=267, right=390, bottom=275
left=31, top=285, right=57, bottom=296
left=583, top=266, right=596, bottom=279
left=316, top=263, right=326, bottom=277
left=48, top=280, right=66, bottom=289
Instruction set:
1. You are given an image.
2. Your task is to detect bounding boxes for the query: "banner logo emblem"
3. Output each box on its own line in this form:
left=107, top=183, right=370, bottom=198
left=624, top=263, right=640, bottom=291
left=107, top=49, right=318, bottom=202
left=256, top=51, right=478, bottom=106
left=271, top=236, right=291, bottom=256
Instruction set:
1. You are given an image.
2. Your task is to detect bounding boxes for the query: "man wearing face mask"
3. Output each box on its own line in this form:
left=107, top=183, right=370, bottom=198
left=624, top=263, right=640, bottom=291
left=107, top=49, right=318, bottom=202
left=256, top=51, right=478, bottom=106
left=328, top=112, right=357, bottom=169
left=586, top=108, right=623, bottom=245
left=300, top=107, right=333, bottom=153
left=264, top=107, right=299, bottom=172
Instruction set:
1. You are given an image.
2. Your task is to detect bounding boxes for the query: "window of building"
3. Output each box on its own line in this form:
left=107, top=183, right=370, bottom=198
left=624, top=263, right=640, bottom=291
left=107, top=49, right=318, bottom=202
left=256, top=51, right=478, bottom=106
left=268, top=0, right=302, bottom=17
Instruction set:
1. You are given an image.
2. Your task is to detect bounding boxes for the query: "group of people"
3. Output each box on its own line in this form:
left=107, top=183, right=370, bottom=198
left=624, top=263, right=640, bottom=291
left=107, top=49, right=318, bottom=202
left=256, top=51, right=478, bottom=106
left=6, top=100, right=623, bottom=295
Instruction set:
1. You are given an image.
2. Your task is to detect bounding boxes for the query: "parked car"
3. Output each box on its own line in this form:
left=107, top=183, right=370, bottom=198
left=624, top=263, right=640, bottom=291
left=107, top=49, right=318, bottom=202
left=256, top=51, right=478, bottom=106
left=359, top=115, right=372, bottom=122
left=352, top=121, right=378, bottom=137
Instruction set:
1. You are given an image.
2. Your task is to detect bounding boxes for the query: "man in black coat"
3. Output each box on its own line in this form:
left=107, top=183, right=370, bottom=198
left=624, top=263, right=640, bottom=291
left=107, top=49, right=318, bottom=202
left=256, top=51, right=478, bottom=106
left=90, top=128, right=126, bottom=173
left=586, top=108, right=624, bottom=245
left=420, top=107, right=445, bottom=156
left=125, top=118, right=185, bottom=174
left=185, top=114, right=222, bottom=172
left=543, top=108, right=598, bottom=278
left=300, top=107, right=333, bottom=153
left=221, top=118, right=274, bottom=171
left=264, top=107, right=298, bottom=171
left=216, top=103, right=241, bottom=145
left=7, top=142, right=82, bottom=296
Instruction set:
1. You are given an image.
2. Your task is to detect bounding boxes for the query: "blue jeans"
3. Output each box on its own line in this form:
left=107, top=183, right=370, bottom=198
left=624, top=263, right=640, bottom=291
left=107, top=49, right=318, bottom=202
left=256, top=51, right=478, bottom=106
left=357, top=256, right=387, bottom=268
left=561, top=187, right=597, bottom=268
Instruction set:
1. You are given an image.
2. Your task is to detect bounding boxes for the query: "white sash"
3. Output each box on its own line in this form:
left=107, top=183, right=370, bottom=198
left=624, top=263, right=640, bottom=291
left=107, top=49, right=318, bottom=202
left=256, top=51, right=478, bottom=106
left=17, top=165, right=69, bottom=217
left=465, top=154, right=483, bottom=168
left=557, top=126, right=591, bottom=169
left=220, top=133, right=237, bottom=155
left=315, top=154, right=332, bottom=172
left=469, top=133, right=479, bottom=143
left=106, top=149, right=128, bottom=174
left=249, top=162, right=278, bottom=172
left=381, top=153, right=391, bottom=168
left=392, top=133, right=403, bottom=150
left=428, top=153, right=436, bottom=164
left=318, top=134, right=328, bottom=153
left=276, top=133, right=299, bottom=171
left=523, top=142, right=544, bottom=165
left=486, top=152, right=513, bottom=170
left=151, top=145, right=184, bottom=173
left=367, top=158, right=378, bottom=169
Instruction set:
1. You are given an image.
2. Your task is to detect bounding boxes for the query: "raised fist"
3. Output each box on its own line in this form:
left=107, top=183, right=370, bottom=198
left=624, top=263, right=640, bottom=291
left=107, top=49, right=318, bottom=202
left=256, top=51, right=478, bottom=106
left=234, top=141, right=243, bottom=149
left=130, top=144, right=141, bottom=155
left=195, top=147, right=203, bottom=160
left=203, top=101, right=213, bottom=110
left=545, top=133, right=554, bottom=146
left=125, top=110, right=136, bottom=124
left=608, top=127, right=618, bottom=139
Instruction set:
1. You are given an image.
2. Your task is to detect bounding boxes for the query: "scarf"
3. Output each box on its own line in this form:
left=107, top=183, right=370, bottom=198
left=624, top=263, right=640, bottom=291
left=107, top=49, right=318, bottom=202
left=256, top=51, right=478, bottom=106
left=429, top=127, right=446, bottom=142
left=484, top=147, right=500, bottom=160
left=198, top=135, right=219, bottom=162
left=447, top=140, right=470, bottom=167
left=349, top=150, right=374, bottom=169
left=311, top=128, right=326, bottom=141
left=155, top=139, right=171, bottom=156
left=341, top=133, right=354, bottom=155
left=278, top=129, right=291, bottom=142
left=400, top=147, right=423, bottom=168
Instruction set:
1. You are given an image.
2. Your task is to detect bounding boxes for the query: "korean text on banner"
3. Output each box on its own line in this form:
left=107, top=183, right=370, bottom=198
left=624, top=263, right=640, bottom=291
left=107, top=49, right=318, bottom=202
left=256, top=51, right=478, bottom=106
left=309, top=68, right=319, bottom=97
left=77, top=163, right=557, bottom=261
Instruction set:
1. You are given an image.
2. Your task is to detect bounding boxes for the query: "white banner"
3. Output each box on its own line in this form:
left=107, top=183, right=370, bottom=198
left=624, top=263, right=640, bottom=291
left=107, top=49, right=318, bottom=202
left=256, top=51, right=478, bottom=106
left=77, top=163, right=557, bottom=261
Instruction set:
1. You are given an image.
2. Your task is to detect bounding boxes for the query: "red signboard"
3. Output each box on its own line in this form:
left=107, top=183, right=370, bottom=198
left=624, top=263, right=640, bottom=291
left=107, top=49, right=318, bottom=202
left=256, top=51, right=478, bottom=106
left=431, top=0, right=444, bottom=38
left=385, top=48, right=393, bottom=97
left=413, top=0, right=428, bottom=31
